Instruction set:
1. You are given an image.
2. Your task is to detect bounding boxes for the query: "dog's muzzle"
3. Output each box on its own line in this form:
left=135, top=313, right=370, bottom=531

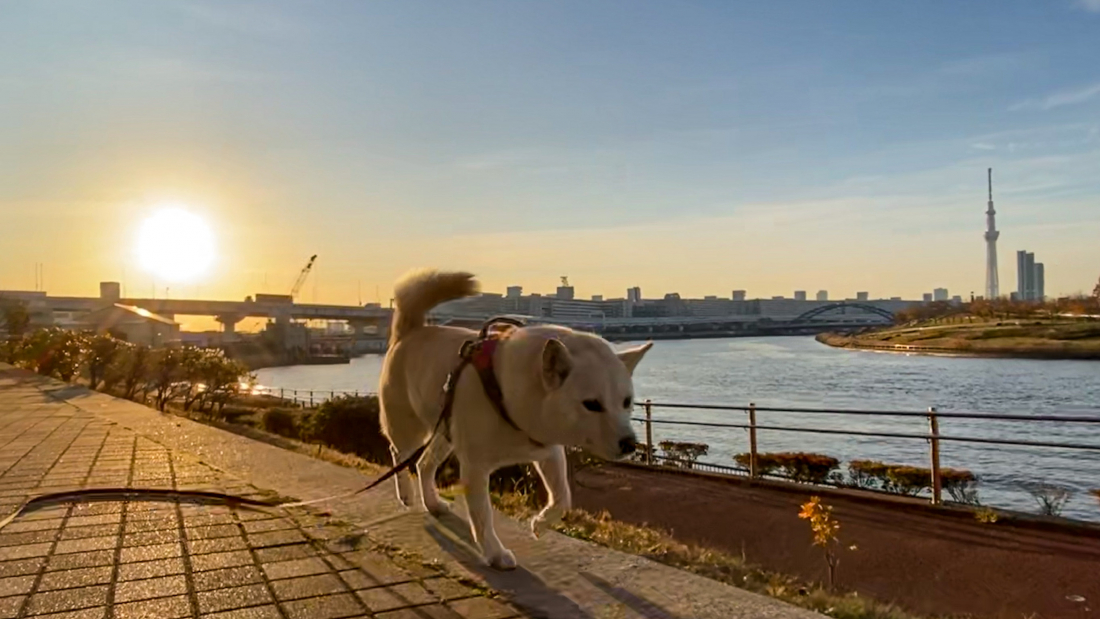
left=618, top=437, right=636, bottom=456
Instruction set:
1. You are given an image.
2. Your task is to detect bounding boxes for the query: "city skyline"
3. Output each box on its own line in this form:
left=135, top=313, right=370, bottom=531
left=3, top=2, right=1099, bottom=304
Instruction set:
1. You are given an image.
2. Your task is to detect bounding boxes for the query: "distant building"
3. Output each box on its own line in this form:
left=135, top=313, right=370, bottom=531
left=933, top=288, right=949, bottom=302
left=591, top=295, right=603, bottom=302
left=731, top=290, right=746, bottom=301
left=890, top=297, right=902, bottom=301
left=80, top=304, right=179, bottom=347
left=816, top=290, right=828, bottom=302
left=771, top=296, right=784, bottom=300
left=506, top=286, right=523, bottom=299
left=556, top=285, right=575, bottom=300
left=922, top=293, right=933, bottom=302
left=627, top=287, right=642, bottom=303
left=951, top=295, right=963, bottom=304
left=1016, top=250, right=1045, bottom=301
left=856, top=292, right=869, bottom=302
left=793, top=291, right=807, bottom=301
left=100, top=281, right=121, bottom=302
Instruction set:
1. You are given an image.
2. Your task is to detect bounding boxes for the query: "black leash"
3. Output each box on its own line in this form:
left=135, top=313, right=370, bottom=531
left=0, top=316, right=533, bottom=532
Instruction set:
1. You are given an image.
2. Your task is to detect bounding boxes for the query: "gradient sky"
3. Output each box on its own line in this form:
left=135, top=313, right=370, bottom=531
left=3, top=0, right=1100, bottom=310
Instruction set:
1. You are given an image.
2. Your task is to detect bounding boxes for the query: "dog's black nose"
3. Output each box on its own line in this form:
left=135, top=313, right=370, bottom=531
left=618, top=437, right=636, bottom=456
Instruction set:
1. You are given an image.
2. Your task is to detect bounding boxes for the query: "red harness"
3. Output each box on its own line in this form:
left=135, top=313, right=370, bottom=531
left=443, top=317, right=545, bottom=448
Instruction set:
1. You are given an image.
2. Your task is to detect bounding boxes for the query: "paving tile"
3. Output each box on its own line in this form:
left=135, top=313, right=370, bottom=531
left=253, top=544, right=316, bottom=563
left=447, top=597, right=518, bottom=619
left=357, top=582, right=437, bottom=613
left=197, top=583, right=272, bottom=614
left=0, top=542, right=52, bottom=561
left=0, top=529, right=56, bottom=547
left=24, top=607, right=109, bottom=619
left=192, top=565, right=263, bottom=592
left=422, top=577, right=480, bottom=602
left=38, top=566, right=114, bottom=591
left=113, top=574, right=188, bottom=603
left=113, top=594, right=191, bottom=619
left=283, top=593, right=366, bottom=619
left=245, top=529, right=306, bottom=548
left=188, top=524, right=239, bottom=540
left=0, top=557, right=44, bottom=578
left=24, top=584, right=109, bottom=615
left=260, top=557, right=329, bottom=580
left=186, top=533, right=250, bottom=555
left=119, top=542, right=181, bottom=563
left=241, top=519, right=293, bottom=534
left=0, top=518, right=63, bottom=533
left=121, top=530, right=180, bottom=548
left=0, top=595, right=25, bottom=619
left=377, top=606, right=463, bottom=619
left=46, top=550, right=114, bottom=571
left=190, top=550, right=254, bottom=573
left=57, top=524, right=121, bottom=541
left=339, top=553, right=414, bottom=586
left=0, top=573, right=36, bottom=597
left=202, top=605, right=283, bottom=619
left=271, top=573, right=349, bottom=601
left=116, top=557, right=186, bottom=582
left=63, top=514, right=120, bottom=528
left=53, top=535, right=117, bottom=555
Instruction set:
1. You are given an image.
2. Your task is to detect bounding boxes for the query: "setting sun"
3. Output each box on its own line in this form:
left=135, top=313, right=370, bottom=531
left=135, top=206, right=216, bottom=283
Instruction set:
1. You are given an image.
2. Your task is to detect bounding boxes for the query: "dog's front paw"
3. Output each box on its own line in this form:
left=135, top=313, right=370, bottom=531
left=487, top=548, right=517, bottom=570
left=425, top=499, right=453, bottom=517
left=530, top=506, right=564, bottom=539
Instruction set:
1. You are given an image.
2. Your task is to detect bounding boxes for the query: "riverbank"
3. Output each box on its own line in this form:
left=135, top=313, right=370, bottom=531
left=817, top=320, right=1100, bottom=360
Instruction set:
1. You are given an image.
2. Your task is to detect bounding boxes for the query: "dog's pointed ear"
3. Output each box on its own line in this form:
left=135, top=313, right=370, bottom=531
left=616, top=341, right=653, bottom=375
left=541, top=339, right=572, bottom=391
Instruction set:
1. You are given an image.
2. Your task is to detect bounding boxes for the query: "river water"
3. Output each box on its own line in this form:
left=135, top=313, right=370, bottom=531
left=255, top=336, right=1100, bottom=521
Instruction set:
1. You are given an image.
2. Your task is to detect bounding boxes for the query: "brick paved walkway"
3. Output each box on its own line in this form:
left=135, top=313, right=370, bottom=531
left=0, top=371, right=521, bottom=619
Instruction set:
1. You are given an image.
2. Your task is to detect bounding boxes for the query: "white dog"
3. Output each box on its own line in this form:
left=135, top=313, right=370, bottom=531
left=379, top=270, right=652, bottom=569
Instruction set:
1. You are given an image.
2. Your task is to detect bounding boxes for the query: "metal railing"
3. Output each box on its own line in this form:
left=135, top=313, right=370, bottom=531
left=251, top=387, right=367, bottom=408
left=634, top=399, right=1100, bottom=505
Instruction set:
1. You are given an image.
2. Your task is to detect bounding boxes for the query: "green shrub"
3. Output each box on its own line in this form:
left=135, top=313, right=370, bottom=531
left=941, top=468, right=980, bottom=505
left=883, top=466, right=929, bottom=496
left=658, top=441, right=709, bottom=469
left=299, top=395, right=391, bottom=464
left=735, top=452, right=839, bottom=484
left=847, top=460, right=889, bottom=489
left=263, top=408, right=299, bottom=438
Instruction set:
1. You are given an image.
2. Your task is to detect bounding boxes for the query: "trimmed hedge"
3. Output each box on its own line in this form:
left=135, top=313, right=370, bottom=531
left=734, top=452, right=840, bottom=484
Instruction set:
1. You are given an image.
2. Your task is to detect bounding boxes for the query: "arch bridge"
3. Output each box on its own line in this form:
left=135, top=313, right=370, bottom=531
left=792, top=302, right=895, bottom=323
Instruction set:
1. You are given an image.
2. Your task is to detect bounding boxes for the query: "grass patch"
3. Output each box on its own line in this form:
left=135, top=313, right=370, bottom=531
left=489, top=490, right=927, bottom=619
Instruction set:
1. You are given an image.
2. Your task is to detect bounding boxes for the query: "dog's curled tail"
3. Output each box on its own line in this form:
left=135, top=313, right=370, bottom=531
left=390, top=270, right=479, bottom=345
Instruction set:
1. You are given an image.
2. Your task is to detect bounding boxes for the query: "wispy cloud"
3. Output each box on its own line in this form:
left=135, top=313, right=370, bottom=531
left=1010, top=82, right=1100, bottom=111
left=970, top=142, right=996, bottom=151
left=1075, top=0, right=1100, bottom=13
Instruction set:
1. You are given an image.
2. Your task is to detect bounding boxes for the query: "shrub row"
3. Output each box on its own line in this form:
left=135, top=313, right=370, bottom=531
left=2, top=327, right=251, bottom=414
left=734, top=452, right=840, bottom=484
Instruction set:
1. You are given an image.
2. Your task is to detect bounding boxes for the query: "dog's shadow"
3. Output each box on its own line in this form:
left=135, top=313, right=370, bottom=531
left=424, top=509, right=683, bottom=619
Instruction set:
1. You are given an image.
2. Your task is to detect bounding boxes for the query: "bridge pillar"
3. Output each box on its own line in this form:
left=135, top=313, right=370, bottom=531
left=216, top=314, right=243, bottom=340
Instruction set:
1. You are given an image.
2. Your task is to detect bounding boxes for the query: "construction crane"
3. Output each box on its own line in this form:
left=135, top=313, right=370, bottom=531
left=290, top=255, right=317, bottom=300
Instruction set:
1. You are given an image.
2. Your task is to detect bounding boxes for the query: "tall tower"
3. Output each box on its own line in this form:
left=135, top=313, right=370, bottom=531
left=984, top=168, right=1000, bottom=299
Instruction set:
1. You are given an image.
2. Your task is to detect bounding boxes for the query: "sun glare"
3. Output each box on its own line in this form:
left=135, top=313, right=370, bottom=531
left=135, top=206, right=216, bottom=283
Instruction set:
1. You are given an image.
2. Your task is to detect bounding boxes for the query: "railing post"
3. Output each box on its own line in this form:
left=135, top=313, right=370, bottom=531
left=644, top=399, right=653, bottom=466
left=748, top=402, right=759, bottom=479
left=310, top=391, right=314, bottom=407
left=279, top=388, right=284, bottom=401
left=928, top=406, right=942, bottom=505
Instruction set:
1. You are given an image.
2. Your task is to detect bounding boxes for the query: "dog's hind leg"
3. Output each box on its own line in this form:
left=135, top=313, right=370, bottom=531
left=416, top=433, right=453, bottom=516
left=531, top=445, right=571, bottom=539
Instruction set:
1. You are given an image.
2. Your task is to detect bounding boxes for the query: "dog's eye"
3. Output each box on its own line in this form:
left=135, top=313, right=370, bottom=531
left=623, top=397, right=633, bottom=410
left=582, top=399, right=604, bottom=413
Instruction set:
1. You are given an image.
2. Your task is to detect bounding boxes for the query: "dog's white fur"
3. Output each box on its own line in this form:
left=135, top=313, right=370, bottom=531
left=379, top=269, right=652, bottom=569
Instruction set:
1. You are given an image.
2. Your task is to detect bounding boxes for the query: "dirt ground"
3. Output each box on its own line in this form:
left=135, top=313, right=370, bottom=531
left=571, top=464, right=1100, bottom=619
